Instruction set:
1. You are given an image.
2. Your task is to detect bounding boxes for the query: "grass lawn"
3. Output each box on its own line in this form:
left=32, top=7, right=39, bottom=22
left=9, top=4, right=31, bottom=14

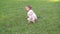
left=0, top=0, right=60, bottom=34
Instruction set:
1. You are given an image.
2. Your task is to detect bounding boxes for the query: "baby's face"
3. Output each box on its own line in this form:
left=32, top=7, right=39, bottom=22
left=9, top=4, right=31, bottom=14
left=25, top=6, right=30, bottom=12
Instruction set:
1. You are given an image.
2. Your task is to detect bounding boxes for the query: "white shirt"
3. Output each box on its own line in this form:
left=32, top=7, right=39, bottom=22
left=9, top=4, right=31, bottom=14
left=27, top=10, right=37, bottom=20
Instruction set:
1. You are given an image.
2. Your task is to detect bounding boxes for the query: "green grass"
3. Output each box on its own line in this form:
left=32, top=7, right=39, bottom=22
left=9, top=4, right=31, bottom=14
left=0, top=0, right=60, bottom=34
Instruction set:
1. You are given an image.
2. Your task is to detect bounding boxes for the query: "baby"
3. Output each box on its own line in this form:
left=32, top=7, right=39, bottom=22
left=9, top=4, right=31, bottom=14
left=25, top=5, right=37, bottom=23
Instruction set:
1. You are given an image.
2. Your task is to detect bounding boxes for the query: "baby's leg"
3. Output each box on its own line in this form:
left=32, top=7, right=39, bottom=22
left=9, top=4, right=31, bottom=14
left=27, top=18, right=36, bottom=23
left=31, top=18, right=36, bottom=23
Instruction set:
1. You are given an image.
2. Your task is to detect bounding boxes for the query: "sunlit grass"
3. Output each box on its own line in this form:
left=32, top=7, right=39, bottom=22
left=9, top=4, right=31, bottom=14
left=47, top=0, right=60, bottom=2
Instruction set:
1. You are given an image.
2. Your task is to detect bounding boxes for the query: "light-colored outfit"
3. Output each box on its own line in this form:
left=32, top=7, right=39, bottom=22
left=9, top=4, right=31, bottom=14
left=27, top=10, right=37, bottom=21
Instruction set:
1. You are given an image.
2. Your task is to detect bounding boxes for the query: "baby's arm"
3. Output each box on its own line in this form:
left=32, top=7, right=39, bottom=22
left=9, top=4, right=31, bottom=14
left=25, top=15, right=29, bottom=19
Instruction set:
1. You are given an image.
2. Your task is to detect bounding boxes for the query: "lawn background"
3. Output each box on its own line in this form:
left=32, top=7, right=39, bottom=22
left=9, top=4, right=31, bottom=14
left=0, top=0, right=60, bottom=34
